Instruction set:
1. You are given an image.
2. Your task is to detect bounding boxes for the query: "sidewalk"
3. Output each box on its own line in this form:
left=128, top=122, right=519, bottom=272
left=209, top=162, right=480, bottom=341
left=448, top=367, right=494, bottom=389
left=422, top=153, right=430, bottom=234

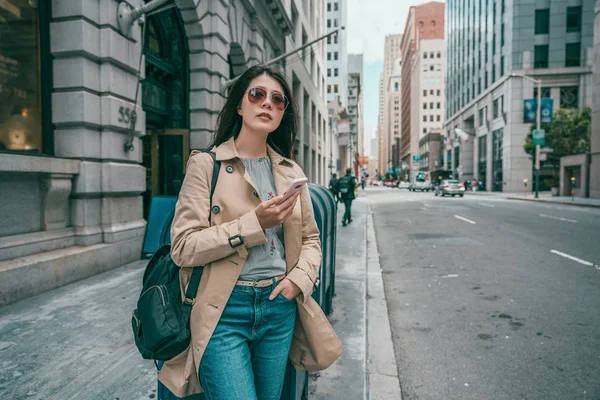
left=0, top=194, right=400, bottom=400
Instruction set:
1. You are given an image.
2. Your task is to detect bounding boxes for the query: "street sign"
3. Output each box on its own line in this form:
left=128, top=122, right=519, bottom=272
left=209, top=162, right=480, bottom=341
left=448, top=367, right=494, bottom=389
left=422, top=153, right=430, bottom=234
left=413, top=155, right=421, bottom=161
left=532, top=129, right=545, bottom=146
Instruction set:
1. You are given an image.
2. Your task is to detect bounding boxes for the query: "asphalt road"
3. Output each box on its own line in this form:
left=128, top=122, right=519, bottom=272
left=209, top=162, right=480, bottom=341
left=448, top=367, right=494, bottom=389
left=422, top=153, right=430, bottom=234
left=368, top=187, right=600, bottom=400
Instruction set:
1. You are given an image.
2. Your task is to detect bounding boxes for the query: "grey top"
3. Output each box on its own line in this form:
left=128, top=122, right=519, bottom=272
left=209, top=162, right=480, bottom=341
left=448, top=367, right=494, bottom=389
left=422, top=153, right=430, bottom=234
left=239, top=156, right=287, bottom=280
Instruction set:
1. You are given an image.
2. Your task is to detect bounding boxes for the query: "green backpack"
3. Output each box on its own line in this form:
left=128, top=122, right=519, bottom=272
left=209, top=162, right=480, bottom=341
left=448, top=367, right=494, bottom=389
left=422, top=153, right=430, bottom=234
left=131, top=151, right=220, bottom=362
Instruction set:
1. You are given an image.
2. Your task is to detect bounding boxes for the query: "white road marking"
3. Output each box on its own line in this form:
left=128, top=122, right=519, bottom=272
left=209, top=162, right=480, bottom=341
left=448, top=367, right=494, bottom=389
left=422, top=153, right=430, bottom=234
left=479, top=202, right=495, bottom=208
left=550, top=250, right=594, bottom=267
left=423, top=203, right=431, bottom=207
left=455, top=215, right=476, bottom=224
left=406, top=218, right=412, bottom=224
left=540, top=214, right=577, bottom=223
left=442, top=274, right=459, bottom=278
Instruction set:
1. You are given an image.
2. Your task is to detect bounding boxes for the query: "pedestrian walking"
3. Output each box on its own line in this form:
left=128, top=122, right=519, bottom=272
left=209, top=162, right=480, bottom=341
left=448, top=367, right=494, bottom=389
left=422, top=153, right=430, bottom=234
left=159, top=65, right=342, bottom=399
left=338, top=168, right=356, bottom=226
left=329, top=173, right=340, bottom=204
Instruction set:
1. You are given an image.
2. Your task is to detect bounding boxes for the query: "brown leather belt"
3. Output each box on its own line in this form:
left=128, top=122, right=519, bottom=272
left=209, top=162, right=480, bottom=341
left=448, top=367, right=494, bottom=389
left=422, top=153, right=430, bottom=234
left=235, top=274, right=286, bottom=288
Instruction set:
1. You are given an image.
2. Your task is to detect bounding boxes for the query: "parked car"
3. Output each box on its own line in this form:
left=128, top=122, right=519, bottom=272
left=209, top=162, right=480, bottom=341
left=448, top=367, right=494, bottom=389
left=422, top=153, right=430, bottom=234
left=397, top=181, right=411, bottom=190
left=434, top=180, right=465, bottom=197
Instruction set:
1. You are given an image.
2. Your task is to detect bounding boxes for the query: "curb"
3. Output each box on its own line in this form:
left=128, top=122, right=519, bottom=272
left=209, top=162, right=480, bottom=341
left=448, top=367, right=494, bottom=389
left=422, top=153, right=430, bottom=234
left=366, top=200, right=402, bottom=400
left=507, top=196, right=600, bottom=208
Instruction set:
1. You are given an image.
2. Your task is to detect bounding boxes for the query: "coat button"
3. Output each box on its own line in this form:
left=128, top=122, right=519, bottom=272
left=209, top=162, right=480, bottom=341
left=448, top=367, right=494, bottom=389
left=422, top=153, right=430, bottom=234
left=226, top=165, right=234, bottom=173
left=211, top=205, right=220, bottom=214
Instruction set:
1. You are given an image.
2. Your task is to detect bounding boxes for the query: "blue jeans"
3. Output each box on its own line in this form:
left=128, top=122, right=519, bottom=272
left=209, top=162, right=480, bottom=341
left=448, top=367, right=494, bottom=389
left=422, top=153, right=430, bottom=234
left=199, top=280, right=297, bottom=400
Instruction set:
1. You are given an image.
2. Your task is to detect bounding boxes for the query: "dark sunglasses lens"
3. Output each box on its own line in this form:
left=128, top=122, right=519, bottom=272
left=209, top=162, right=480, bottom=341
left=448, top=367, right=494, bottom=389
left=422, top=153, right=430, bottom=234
left=272, top=93, right=287, bottom=109
left=248, top=88, right=266, bottom=102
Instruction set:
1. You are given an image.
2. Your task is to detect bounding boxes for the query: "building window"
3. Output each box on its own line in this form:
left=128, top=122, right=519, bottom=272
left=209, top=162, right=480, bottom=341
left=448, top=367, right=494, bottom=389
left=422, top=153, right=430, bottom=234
left=334, top=2, right=338, bottom=11
left=430, top=90, right=434, bottom=95
left=423, top=64, right=428, bottom=72
left=500, top=56, right=505, bottom=77
left=334, top=68, right=338, bottom=76
left=327, top=3, right=331, bottom=11
left=430, top=65, right=434, bottom=71
left=436, top=102, right=441, bottom=109
left=424, top=52, right=428, bottom=59
left=334, top=52, right=338, bottom=60
left=327, top=68, right=331, bottom=77
left=423, top=90, right=427, bottom=97
left=423, top=115, right=427, bottom=122
left=394, top=82, right=399, bottom=91
left=437, top=51, right=441, bottom=58
left=501, top=23, right=505, bottom=47
left=535, top=9, right=550, bottom=35
left=334, top=35, right=338, bottom=44
left=566, top=6, right=582, bottom=33
left=436, top=115, right=441, bottom=122
left=437, top=89, right=441, bottom=96
left=430, top=52, right=434, bottom=58
left=430, top=102, right=434, bottom=109
left=327, top=52, right=331, bottom=61
left=334, top=84, right=339, bottom=93
left=423, top=103, right=427, bottom=109
left=0, top=2, right=50, bottom=154
left=560, top=87, right=579, bottom=108
left=423, top=128, right=427, bottom=134
left=327, top=19, right=331, bottom=28
left=334, top=19, right=338, bottom=27
left=534, top=45, right=549, bottom=68
left=429, top=115, right=434, bottom=122
left=565, top=43, right=581, bottom=67
left=327, top=85, right=331, bottom=93
left=533, top=87, right=551, bottom=99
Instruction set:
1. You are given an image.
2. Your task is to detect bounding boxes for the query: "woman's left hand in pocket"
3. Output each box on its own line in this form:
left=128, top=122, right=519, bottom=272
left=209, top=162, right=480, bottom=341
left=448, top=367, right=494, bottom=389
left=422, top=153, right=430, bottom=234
left=269, top=278, right=301, bottom=300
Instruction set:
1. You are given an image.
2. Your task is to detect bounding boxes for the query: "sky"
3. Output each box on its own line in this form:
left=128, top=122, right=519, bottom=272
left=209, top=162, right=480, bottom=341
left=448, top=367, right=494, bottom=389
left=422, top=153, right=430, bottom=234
left=346, top=0, right=444, bottom=155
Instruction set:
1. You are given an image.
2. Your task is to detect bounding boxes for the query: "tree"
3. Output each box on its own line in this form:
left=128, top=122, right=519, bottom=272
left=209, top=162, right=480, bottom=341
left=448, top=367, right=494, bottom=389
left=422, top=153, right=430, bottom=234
left=524, top=107, right=591, bottom=185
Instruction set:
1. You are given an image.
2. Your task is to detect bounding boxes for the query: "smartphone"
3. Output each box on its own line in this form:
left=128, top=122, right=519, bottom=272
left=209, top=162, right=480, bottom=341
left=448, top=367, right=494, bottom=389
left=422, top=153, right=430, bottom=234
left=278, top=177, right=309, bottom=202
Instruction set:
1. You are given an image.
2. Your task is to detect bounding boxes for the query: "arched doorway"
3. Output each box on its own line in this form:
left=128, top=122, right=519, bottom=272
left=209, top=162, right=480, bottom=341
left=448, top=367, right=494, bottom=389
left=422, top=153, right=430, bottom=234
left=141, top=6, right=189, bottom=219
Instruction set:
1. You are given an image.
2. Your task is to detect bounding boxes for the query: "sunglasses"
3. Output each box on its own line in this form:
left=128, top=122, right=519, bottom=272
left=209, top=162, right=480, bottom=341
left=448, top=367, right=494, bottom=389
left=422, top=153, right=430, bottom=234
left=247, top=87, right=289, bottom=111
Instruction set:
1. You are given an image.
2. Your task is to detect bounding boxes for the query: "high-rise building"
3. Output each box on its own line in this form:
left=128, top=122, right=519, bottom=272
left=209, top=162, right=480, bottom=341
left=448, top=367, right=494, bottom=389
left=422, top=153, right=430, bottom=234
left=591, top=0, right=600, bottom=198
left=378, top=73, right=385, bottom=174
left=400, top=2, right=445, bottom=173
left=326, top=0, right=348, bottom=106
left=347, top=54, right=364, bottom=175
left=0, top=0, right=328, bottom=305
left=380, top=34, right=402, bottom=174
left=445, top=0, right=595, bottom=192
left=410, top=38, right=446, bottom=174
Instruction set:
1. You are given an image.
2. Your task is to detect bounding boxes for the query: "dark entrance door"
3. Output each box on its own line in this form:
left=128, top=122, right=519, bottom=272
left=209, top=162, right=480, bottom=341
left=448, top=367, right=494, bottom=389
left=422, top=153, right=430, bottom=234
left=141, top=6, right=188, bottom=219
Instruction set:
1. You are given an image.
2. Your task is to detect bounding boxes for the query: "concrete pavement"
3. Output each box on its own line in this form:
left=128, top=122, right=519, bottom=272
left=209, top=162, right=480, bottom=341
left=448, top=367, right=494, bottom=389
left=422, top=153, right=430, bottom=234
left=0, top=193, right=400, bottom=400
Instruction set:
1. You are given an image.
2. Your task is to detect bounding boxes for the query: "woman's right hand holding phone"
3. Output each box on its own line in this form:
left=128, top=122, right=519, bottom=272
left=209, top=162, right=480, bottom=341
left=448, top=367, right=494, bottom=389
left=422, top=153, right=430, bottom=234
left=255, top=192, right=300, bottom=230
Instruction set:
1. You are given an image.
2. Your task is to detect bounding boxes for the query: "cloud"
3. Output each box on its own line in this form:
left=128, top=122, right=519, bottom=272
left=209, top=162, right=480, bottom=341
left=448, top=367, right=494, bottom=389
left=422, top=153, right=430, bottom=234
left=346, top=0, right=444, bottom=62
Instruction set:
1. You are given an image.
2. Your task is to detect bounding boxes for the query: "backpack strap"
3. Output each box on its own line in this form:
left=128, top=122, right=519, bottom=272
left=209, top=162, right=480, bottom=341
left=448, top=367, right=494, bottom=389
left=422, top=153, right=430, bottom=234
left=184, top=151, right=220, bottom=304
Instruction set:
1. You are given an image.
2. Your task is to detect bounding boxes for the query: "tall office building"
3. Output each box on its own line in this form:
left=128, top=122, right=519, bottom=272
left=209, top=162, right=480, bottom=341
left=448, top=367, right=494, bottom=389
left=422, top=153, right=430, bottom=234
left=445, top=0, right=595, bottom=192
left=400, top=2, right=445, bottom=171
left=326, top=0, right=348, bottom=106
left=410, top=37, right=446, bottom=174
left=347, top=54, right=364, bottom=175
left=591, top=0, right=600, bottom=198
left=379, top=34, right=402, bottom=174
left=0, top=0, right=329, bottom=305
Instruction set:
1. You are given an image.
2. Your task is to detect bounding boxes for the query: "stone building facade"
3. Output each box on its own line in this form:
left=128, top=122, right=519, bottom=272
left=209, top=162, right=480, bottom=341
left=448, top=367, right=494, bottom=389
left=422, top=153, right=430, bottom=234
left=0, top=0, right=328, bottom=306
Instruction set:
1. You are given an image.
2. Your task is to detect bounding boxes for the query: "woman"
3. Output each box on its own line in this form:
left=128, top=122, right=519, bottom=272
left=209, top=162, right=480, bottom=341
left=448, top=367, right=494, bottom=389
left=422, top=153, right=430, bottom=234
left=158, top=65, right=342, bottom=399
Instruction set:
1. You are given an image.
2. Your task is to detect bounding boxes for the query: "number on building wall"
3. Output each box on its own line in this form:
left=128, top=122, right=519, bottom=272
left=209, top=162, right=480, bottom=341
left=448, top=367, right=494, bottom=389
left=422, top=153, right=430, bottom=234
left=118, top=106, right=133, bottom=124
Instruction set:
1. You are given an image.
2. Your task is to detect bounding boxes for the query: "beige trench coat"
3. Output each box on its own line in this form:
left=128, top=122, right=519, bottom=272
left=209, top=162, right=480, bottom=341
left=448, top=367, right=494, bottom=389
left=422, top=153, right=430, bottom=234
left=157, top=137, right=344, bottom=397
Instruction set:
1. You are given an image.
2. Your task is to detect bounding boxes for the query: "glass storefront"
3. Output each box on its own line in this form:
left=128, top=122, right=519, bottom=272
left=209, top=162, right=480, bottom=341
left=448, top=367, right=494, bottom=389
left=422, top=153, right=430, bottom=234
left=0, top=1, right=44, bottom=152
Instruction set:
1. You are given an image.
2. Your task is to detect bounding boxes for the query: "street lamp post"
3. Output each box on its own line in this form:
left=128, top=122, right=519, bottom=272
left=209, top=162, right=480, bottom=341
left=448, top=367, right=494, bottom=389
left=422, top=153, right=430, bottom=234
left=511, top=73, right=542, bottom=199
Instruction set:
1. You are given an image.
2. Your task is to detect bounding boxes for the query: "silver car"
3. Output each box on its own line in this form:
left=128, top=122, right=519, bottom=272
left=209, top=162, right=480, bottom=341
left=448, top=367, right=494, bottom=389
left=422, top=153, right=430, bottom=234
left=434, top=180, right=465, bottom=197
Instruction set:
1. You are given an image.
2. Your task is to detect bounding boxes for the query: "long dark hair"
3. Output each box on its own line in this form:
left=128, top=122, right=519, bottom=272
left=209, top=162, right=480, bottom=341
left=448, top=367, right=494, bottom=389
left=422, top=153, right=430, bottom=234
left=211, top=65, right=298, bottom=159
